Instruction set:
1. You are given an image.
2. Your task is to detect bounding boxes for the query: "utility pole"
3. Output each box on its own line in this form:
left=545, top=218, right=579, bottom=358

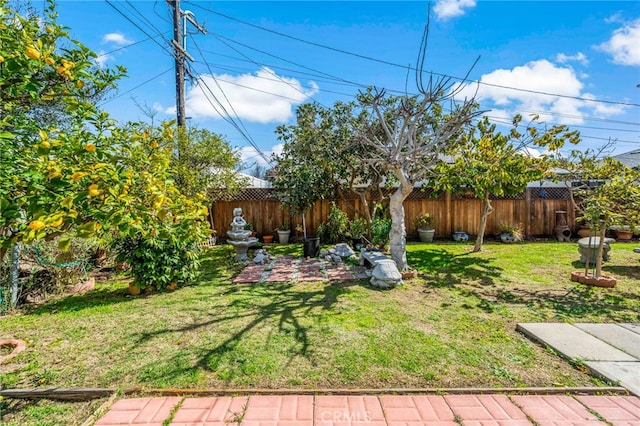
left=170, top=0, right=186, bottom=128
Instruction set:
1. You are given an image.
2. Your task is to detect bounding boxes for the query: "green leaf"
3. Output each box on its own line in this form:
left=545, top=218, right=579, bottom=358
left=58, top=238, right=71, bottom=251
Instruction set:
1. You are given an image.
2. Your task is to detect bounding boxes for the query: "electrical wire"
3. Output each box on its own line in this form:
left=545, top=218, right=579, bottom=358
left=188, top=2, right=640, bottom=109
left=190, top=36, right=271, bottom=164
left=105, top=0, right=173, bottom=58
left=99, top=68, right=173, bottom=106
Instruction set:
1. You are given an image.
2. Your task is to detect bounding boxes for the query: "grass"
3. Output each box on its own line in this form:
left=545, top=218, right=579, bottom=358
left=1, top=240, right=639, bottom=424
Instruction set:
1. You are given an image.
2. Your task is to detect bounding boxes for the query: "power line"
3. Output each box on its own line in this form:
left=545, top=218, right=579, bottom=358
left=190, top=36, right=271, bottom=164
left=105, top=0, right=174, bottom=58
left=189, top=3, right=640, bottom=109
left=99, top=68, right=173, bottom=106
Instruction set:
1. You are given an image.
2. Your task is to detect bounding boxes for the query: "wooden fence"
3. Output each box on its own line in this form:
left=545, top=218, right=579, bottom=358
left=212, top=187, right=576, bottom=240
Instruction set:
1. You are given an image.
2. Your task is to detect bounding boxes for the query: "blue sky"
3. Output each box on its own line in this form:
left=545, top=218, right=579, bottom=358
left=49, top=0, right=640, bottom=170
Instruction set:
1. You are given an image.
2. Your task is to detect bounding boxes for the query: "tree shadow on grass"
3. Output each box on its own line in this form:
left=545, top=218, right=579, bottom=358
left=410, top=248, right=639, bottom=321
left=130, top=281, right=349, bottom=385
left=408, top=248, right=504, bottom=288
left=24, top=286, right=136, bottom=316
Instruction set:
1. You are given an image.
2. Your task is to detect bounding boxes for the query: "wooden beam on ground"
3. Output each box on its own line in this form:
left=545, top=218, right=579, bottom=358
left=0, top=388, right=115, bottom=400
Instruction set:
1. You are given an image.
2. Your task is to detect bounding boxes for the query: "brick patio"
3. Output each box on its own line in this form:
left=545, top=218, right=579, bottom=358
left=232, top=256, right=369, bottom=284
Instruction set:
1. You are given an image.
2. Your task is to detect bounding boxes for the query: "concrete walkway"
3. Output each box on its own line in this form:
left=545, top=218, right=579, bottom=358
left=517, top=323, right=640, bottom=397
left=94, top=393, right=640, bottom=425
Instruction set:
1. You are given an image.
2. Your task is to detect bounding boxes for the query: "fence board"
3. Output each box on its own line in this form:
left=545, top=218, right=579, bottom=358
left=212, top=188, right=576, bottom=240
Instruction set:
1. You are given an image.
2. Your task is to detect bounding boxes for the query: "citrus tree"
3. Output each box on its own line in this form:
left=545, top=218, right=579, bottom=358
left=433, top=115, right=580, bottom=252
left=0, top=1, right=210, bottom=293
left=0, top=0, right=124, bottom=250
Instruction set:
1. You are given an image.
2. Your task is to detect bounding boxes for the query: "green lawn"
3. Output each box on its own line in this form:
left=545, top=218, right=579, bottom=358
left=1, top=240, right=639, bottom=424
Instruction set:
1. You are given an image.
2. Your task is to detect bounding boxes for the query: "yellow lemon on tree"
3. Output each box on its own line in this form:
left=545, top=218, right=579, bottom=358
left=84, top=143, right=96, bottom=152
left=51, top=217, right=63, bottom=227
left=150, top=141, right=159, bottom=149
left=88, top=184, right=101, bottom=197
left=28, top=220, right=46, bottom=231
left=45, top=57, right=55, bottom=65
left=70, top=171, right=87, bottom=182
left=25, top=46, right=40, bottom=60
left=40, top=140, right=51, bottom=149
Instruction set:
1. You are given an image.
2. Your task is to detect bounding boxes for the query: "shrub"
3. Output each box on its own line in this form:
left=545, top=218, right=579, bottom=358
left=317, top=202, right=349, bottom=243
left=370, top=218, right=392, bottom=248
left=113, top=232, right=202, bottom=292
left=347, top=218, right=367, bottom=239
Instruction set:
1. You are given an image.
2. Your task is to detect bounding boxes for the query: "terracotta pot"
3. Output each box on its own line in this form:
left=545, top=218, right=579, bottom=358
left=614, top=230, right=633, bottom=241
left=167, top=282, right=178, bottom=291
left=262, top=235, right=274, bottom=244
left=128, top=283, right=141, bottom=295
left=570, top=271, right=616, bottom=288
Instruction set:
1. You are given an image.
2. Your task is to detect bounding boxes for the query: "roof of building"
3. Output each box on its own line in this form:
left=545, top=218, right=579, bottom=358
left=612, top=149, right=640, bottom=169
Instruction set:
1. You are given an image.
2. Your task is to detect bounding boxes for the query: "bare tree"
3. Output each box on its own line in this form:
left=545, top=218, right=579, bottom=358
left=354, top=22, right=480, bottom=270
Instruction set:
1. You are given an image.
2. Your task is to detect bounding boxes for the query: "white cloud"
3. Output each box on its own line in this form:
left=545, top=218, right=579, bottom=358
left=555, top=52, right=589, bottom=66
left=94, top=50, right=114, bottom=68
left=174, top=67, right=319, bottom=124
left=455, top=59, right=627, bottom=126
left=433, top=0, right=476, bottom=20
left=102, top=32, right=132, bottom=46
left=595, top=18, right=640, bottom=66
left=519, top=147, right=543, bottom=158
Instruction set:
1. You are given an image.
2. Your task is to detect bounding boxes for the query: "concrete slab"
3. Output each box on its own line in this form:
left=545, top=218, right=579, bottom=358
left=586, top=361, right=640, bottom=397
left=620, top=323, right=640, bottom=336
left=575, top=323, right=640, bottom=359
left=516, top=323, right=637, bottom=362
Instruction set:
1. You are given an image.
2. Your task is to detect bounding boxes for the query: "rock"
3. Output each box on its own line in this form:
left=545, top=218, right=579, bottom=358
left=577, top=237, right=615, bottom=264
left=320, top=249, right=329, bottom=257
left=370, top=259, right=403, bottom=289
left=634, top=247, right=640, bottom=253
left=333, top=243, right=355, bottom=259
left=253, top=249, right=270, bottom=264
left=331, top=254, right=342, bottom=263
left=324, top=255, right=333, bottom=262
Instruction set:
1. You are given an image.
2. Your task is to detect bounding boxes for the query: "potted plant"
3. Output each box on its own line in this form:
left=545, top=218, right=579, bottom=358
left=415, top=213, right=435, bottom=243
left=276, top=222, right=291, bottom=244
left=498, top=222, right=523, bottom=243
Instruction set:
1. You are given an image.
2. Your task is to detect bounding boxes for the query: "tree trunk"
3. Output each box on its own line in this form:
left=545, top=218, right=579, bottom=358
left=389, top=182, right=413, bottom=271
left=595, top=225, right=606, bottom=278
left=473, top=196, right=493, bottom=252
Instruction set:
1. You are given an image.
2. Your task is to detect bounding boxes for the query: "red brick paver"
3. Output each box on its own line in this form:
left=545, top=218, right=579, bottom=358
left=95, top=397, right=181, bottom=426
left=575, top=395, right=640, bottom=426
left=243, top=395, right=314, bottom=426
left=315, top=395, right=386, bottom=426
left=444, top=394, right=530, bottom=426
left=512, top=395, right=607, bottom=425
left=171, top=396, right=248, bottom=426
left=380, top=395, right=457, bottom=426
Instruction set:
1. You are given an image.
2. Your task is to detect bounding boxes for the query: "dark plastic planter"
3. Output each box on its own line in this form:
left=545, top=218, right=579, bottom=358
left=303, top=237, right=320, bottom=258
